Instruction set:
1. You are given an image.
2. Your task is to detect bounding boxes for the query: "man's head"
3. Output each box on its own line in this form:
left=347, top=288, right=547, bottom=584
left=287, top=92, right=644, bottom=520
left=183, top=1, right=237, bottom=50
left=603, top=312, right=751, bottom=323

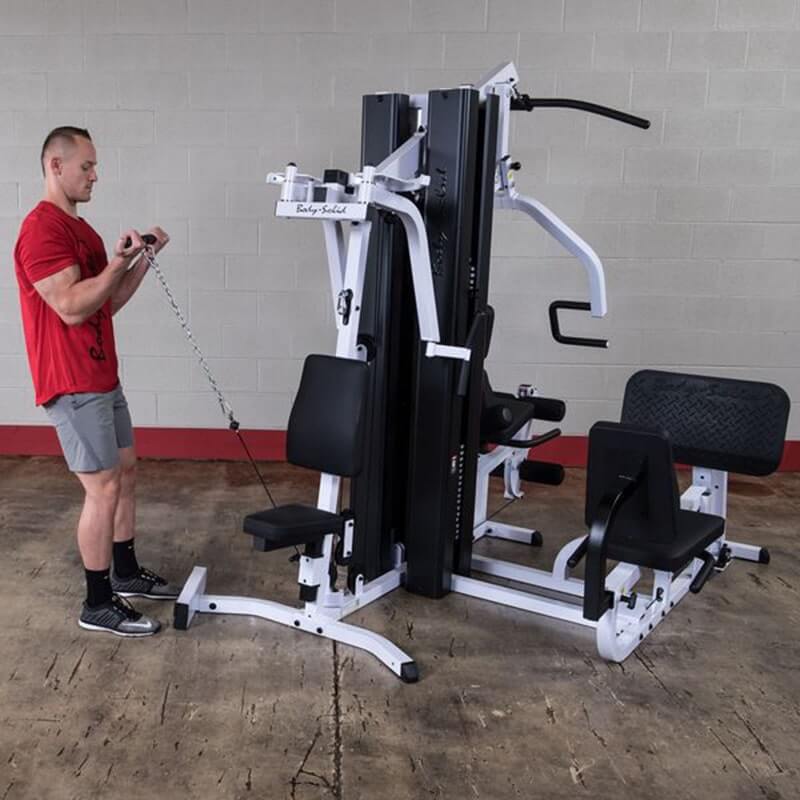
left=41, top=126, right=97, bottom=204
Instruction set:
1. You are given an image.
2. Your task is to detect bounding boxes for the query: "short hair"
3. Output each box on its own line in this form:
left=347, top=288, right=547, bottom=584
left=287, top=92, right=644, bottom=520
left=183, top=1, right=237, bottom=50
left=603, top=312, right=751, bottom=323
left=40, top=126, right=92, bottom=176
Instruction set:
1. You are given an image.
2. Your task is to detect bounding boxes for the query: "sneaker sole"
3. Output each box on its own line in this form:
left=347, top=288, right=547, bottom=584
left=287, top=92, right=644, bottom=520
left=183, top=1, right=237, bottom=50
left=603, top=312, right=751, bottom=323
left=78, top=619, right=160, bottom=637
left=114, top=591, right=179, bottom=600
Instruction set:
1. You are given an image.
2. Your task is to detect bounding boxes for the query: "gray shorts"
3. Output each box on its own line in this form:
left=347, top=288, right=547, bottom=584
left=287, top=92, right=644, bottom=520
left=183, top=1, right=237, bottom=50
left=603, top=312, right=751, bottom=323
left=43, top=385, right=134, bottom=473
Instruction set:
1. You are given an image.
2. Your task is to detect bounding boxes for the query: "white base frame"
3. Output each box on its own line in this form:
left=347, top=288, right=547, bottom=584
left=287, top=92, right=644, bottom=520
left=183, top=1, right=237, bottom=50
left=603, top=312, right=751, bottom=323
left=175, top=554, right=416, bottom=680
left=466, top=453, right=769, bottom=661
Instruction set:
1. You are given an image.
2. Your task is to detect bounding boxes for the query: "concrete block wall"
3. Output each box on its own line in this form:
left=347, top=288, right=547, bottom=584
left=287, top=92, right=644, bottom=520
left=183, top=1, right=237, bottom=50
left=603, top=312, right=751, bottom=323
left=0, top=0, right=797, bottom=438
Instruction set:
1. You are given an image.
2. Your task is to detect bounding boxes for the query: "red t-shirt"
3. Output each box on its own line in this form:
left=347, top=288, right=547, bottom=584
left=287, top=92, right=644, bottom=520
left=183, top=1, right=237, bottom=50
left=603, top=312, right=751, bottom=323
left=15, top=201, right=119, bottom=405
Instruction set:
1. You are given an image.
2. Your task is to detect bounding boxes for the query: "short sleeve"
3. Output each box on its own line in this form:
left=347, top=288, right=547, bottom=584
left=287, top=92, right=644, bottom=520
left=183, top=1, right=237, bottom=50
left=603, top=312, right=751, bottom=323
left=17, top=213, right=78, bottom=284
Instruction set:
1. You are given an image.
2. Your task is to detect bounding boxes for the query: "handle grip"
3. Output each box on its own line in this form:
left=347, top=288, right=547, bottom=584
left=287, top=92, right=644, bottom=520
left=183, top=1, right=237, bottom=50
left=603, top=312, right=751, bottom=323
left=123, top=233, right=158, bottom=248
left=511, top=96, right=651, bottom=130
left=549, top=301, right=608, bottom=349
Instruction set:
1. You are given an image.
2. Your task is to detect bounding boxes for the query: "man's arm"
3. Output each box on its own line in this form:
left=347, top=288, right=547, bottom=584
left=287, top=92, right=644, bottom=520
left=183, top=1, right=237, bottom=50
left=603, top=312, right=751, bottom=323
left=111, top=226, right=170, bottom=316
left=33, top=231, right=145, bottom=326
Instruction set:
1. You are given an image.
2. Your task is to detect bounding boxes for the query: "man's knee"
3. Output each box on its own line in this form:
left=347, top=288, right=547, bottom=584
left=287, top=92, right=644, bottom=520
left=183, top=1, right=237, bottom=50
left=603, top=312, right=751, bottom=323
left=82, top=467, right=122, bottom=506
left=118, top=449, right=137, bottom=491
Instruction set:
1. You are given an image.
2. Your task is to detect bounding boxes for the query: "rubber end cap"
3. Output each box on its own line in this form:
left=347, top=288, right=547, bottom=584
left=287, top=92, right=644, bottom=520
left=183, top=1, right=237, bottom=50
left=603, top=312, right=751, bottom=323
left=759, top=548, right=771, bottom=565
left=400, top=662, right=419, bottom=684
left=530, top=531, right=543, bottom=547
left=173, top=603, right=188, bottom=630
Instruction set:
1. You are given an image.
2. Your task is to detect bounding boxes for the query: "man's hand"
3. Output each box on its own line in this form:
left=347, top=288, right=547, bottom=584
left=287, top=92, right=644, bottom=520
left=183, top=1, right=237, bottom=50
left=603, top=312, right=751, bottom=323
left=146, top=226, right=170, bottom=254
left=115, top=230, right=146, bottom=262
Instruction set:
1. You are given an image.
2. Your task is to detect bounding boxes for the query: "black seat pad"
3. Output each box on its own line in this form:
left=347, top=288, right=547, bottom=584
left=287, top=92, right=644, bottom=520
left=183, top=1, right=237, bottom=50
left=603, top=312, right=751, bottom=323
left=607, top=510, right=725, bottom=572
left=243, top=504, right=344, bottom=552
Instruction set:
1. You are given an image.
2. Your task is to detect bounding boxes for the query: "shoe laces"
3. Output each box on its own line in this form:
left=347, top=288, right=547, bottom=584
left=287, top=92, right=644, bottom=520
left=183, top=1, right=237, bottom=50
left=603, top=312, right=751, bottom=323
left=138, top=567, right=166, bottom=585
left=111, top=593, right=142, bottom=621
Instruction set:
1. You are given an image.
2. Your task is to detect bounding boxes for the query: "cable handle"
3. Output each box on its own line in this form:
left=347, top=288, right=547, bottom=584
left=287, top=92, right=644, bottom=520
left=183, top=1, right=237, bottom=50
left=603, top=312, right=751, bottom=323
left=511, top=95, right=651, bottom=130
left=549, top=300, right=608, bottom=349
left=123, top=233, right=158, bottom=248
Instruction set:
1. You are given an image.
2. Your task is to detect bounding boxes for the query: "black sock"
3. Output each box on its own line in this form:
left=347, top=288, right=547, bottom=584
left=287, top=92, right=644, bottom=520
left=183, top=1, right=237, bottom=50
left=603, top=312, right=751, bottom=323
left=85, top=568, right=112, bottom=607
left=113, top=538, right=140, bottom=579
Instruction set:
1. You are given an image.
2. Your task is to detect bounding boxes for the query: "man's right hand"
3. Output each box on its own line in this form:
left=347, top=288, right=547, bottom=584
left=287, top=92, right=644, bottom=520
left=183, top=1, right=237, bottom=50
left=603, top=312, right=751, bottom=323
left=115, top=230, right=146, bottom=261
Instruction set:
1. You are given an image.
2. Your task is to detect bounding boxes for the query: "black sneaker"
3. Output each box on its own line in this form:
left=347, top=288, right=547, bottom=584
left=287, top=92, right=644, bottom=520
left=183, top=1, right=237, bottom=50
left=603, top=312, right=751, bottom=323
left=79, top=594, right=161, bottom=637
left=111, top=566, right=181, bottom=600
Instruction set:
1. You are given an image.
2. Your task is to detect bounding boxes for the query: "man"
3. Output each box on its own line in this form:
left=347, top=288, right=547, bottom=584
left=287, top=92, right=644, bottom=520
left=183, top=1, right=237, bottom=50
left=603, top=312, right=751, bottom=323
left=14, top=126, right=179, bottom=637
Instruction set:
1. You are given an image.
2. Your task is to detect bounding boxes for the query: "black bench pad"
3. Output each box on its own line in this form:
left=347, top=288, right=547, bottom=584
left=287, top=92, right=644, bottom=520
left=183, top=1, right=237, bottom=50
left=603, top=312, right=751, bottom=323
left=243, top=504, right=344, bottom=552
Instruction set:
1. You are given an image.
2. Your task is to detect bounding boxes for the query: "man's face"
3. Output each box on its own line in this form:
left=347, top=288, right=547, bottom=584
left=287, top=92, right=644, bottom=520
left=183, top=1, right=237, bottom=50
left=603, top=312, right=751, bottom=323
left=52, top=137, right=98, bottom=204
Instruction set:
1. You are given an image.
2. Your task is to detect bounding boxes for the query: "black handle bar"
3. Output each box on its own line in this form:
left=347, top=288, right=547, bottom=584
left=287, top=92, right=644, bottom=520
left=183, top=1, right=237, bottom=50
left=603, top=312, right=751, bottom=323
left=549, top=301, right=608, bottom=349
left=123, top=233, right=158, bottom=248
left=511, top=95, right=650, bottom=130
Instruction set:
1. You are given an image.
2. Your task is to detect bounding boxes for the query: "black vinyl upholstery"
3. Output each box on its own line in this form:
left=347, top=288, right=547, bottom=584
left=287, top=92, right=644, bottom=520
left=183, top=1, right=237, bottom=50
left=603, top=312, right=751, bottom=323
left=622, top=370, right=789, bottom=476
left=287, top=354, right=369, bottom=477
left=585, top=421, right=725, bottom=572
left=244, top=504, right=345, bottom=552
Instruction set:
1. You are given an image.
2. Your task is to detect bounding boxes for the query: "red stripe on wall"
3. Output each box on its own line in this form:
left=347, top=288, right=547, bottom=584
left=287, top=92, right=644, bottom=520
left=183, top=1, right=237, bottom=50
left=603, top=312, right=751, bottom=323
left=1, top=426, right=798, bottom=470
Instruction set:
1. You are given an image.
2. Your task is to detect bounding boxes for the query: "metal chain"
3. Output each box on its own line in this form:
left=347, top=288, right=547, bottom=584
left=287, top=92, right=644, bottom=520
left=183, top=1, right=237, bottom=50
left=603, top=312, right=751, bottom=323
left=142, top=247, right=279, bottom=510
left=142, top=247, right=238, bottom=430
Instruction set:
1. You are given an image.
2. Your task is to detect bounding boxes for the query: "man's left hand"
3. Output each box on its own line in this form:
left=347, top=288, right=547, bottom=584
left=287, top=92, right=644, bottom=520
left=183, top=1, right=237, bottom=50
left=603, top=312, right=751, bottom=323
left=146, top=226, right=170, bottom=254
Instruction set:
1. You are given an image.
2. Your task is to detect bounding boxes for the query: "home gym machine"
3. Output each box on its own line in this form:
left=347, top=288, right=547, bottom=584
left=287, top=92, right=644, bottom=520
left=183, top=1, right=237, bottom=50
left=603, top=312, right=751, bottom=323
left=175, top=62, right=787, bottom=679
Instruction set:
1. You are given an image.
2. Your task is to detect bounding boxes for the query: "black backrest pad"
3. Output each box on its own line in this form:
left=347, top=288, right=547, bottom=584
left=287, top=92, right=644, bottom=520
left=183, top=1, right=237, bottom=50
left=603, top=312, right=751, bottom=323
left=585, top=421, right=680, bottom=541
left=622, top=370, right=790, bottom=476
left=287, top=355, right=370, bottom=477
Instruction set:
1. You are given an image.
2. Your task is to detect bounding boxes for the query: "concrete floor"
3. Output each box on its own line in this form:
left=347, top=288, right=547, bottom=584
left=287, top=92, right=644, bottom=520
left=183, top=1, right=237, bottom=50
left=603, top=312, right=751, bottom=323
left=0, top=455, right=798, bottom=800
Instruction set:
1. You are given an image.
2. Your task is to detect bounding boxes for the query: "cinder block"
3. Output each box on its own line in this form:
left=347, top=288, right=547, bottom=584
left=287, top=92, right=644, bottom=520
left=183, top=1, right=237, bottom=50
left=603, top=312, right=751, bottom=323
left=336, top=0, right=410, bottom=31
left=683, top=296, right=758, bottom=333
left=258, top=359, right=304, bottom=393
left=718, top=0, right=795, bottom=30
left=663, top=110, right=739, bottom=147
left=632, top=72, right=707, bottom=109
left=757, top=333, right=800, bottom=367
left=564, top=0, right=638, bottom=31
left=411, top=0, right=488, bottom=32
left=0, top=0, right=47, bottom=34
left=624, top=148, right=699, bottom=184
left=0, top=184, right=18, bottom=217
left=226, top=255, right=297, bottom=292
left=656, top=187, right=730, bottom=221
left=756, top=297, right=800, bottom=333
left=47, top=72, right=117, bottom=110
left=719, top=260, right=799, bottom=297
left=587, top=112, right=662, bottom=147
left=189, top=357, right=259, bottom=392
left=584, top=187, right=656, bottom=221
left=0, top=147, right=41, bottom=182
left=773, top=149, right=800, bottom=184
left=189, top=72, right=264, bottom=111
left=156, top=183, right=227, bottom=219
left=155, top=35, right=227, bottom=71
left=741, top=110, right=800, bottom=147
left=225, top=34, right=297, bottom=71
left=519, top=33, right=593, bottom=69
left=122, top=391, right=157, bottom=426
left=593, top=32, right=669, bottom=70
left=189, top=147, right=259, bottom=183
left=188, top=0, right=261, bottom=33
left=693, top=223, right=767, bottom=258
left=762, top=224, right=800, bottom=259
left=123, top=357, right=193, bottom=391
left=0, top=35, right=83, bottom=72
left=333, top=66, right=409, bottom=108
left=85, top=182, right=155, bottom=218
left=45, top=0, right=83, bottom=34
left=0, top=75, right=46, bottom=110
left=222, top=323, right=293, bottom=358
left=121, top=147, right=190, bottom=183
left=748, top=32, right=800, bottom=69
left=118, top=0, right=188, bottom=33
left=83, top=0, right=118, bottom=34
left=85, top=111, right=154, bottom=146
left=85, top=35, right=159, bottom=71
left=641, top=0, right=716, bottom=30
left=227, top=111, right=295, bottom=149
left=227, top=184, right=276, bottom=219
left=368, top=33, right=445, bottom=68
left=0, top=355, right=32, bottom=388
left=618, top=223, right=693, bottom=258
left=605, top=258, right=720, bottom=296
left=0, top=388, right=42, bottom=423
left=670, top=32, right=747, bottom=70
left=444, top=33, right=519, bottom=69
left=262, top=0, right=335, bottom=32
left=699, top=149, right=773, bottom=185
left=156, top=111, right=226, bottom=146
left=258, top=290, right=330, bottom=329
left=783, top=73, right=800, bottom=108
left=558, top=71, right=630, bottom=110
left=549, top=148, right=624, bottom=184
left=190, top=218, right=259, bottom=255
left=732, top=188, right=800, bottom=223
left=708, top=71, right=784, bottom=108
left=120, top=73, right=189, bottom=111
left=488, top=0, right=563, bottom=32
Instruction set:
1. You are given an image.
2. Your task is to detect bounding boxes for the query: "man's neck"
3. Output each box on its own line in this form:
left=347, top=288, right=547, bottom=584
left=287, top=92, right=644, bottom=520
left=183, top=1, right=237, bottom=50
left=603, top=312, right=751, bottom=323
left=43, top=188, right=78, bottom=218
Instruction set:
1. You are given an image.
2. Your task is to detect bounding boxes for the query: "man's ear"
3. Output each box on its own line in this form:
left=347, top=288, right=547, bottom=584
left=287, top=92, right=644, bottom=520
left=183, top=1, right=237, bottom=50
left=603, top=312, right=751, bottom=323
left=49, top=156, right=62, bottom=176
